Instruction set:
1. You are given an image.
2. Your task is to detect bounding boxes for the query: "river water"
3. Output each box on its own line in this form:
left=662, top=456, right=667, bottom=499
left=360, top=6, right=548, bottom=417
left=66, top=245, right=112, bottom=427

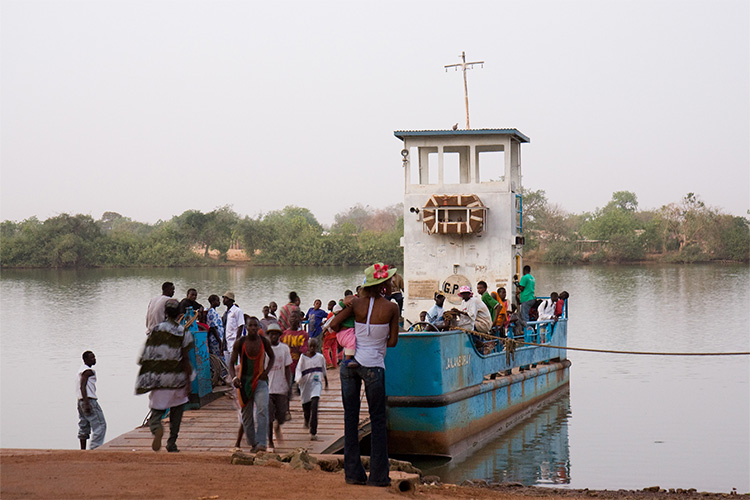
left=1, top=264, right=748, bottom=492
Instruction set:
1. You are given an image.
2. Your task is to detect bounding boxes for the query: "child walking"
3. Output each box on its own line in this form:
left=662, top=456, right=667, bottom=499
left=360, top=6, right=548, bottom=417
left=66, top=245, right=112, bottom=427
left=295, top=337, right=327, bottom=440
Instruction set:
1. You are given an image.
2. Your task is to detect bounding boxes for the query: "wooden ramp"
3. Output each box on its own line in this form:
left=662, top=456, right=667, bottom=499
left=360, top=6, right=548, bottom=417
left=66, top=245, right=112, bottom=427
left=100, top=366, right=369, bottom=455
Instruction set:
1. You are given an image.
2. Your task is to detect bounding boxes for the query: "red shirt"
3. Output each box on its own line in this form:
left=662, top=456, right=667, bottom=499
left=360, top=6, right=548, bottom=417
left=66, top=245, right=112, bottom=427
left=555, top=299, right=565, bottom=317
left=281, top=329, right=309, bottom=372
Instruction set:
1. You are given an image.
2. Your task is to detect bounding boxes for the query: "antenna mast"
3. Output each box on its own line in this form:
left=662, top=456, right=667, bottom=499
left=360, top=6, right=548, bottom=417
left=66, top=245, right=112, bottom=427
left=444, top=51, right=484, bottom=130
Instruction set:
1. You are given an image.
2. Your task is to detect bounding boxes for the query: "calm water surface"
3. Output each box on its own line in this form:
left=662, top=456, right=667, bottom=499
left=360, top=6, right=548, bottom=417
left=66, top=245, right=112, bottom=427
left=1, top=264, right=748, bottom=492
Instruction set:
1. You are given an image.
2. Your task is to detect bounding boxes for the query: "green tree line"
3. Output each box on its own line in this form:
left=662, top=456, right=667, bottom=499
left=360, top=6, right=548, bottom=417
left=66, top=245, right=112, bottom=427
left=523, top=190, right=749, bottom=263
left=1, top=191, right=747, bottom=268
left=0, top=204, right=404, bottom=268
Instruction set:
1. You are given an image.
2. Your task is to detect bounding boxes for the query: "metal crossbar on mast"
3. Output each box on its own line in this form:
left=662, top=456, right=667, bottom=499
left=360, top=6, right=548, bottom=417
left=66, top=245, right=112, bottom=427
left=444, top=51, right=484, bottom=130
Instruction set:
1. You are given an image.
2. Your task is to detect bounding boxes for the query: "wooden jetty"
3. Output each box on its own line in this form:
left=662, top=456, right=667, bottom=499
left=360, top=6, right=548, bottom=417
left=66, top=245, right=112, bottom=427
left=100, top=366, right=369, bottom=455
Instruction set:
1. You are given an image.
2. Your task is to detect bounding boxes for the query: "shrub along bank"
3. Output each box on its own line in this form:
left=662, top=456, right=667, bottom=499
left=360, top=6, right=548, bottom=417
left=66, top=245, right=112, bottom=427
left=0, top=205, right=404, bottom=268
left=1, top=191, right=747, bottom=269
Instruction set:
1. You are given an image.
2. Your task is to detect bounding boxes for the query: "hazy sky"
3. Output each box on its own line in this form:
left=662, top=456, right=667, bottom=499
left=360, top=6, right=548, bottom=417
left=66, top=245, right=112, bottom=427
left=2, top=0, right=748, bottom=226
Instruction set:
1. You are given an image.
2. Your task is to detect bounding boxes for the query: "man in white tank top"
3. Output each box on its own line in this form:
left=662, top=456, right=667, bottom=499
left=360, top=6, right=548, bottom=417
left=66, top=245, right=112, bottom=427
left=77, top=351, right=107, bottom=449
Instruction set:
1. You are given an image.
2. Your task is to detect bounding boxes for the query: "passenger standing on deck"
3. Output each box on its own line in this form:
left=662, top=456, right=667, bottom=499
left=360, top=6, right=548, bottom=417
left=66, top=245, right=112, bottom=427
left=490, top=287, right=510, bottom=335
left=266, top=323, right=291, bottom=451
left=330, top=263, right=399, bottom=488
left=280, top=311, right=309, bottom=384
left=477, top=281, right=500, bottom=324
left=537, top=292, right=558, bottom=320
left=145, top=282, right=174, bottom=335
left=516, top=265, right=536, bottom=325
left=229, top=316, right=274, bottom=452
left=136, top=299, right=194, bottom=453
left=222, top=292, right=244, bottom=368
left=555, top=291, right=569, bottom=320
left=387, top=269, right=405, bottom=316
left=178, top=288, right=204, bottom=315
left=260, top=305, right=279, bottom=333
left=278, top=292, right=301, bottom=331
left=321, top=300, right=339, bottom=369
left=304, top=299, right=328, bottom=339
left=77, top=351, right=106, bottom=450
left=205, top=295, right=224, bottom=357
left=268, top=301, right=278, bottom=319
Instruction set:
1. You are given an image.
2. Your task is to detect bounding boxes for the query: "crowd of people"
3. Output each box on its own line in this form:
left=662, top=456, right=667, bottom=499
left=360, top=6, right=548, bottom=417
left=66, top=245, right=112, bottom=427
left=416, top=265, right=569, bottom=342
left=75, top=263, right=563, bottom=488
left=75, top=263, right=399, bottom=487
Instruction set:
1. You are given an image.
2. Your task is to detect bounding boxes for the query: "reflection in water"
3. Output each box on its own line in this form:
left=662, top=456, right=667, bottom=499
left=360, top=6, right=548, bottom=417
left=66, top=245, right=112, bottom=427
left=413, top=392, right=572, bottom=486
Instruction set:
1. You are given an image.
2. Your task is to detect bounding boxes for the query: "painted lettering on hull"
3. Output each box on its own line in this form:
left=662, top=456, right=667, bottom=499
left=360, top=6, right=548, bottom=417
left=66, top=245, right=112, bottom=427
left=445, top=354, right=470, bottom=370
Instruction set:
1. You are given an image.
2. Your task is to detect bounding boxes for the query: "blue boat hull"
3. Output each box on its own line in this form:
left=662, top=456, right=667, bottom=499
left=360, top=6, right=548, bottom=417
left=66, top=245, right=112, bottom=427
left=385, top=320, right=569, bottom=456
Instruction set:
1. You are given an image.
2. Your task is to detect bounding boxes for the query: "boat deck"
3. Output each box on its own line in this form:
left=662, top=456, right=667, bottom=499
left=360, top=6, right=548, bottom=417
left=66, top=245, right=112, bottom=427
left=100, top=366, right=366, bottom=454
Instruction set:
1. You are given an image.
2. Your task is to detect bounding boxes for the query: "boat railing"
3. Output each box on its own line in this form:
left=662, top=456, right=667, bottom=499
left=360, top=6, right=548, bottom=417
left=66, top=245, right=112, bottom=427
left=468, top=318, right=558, bottom=356
left=469, top=296, right=568, bottom=356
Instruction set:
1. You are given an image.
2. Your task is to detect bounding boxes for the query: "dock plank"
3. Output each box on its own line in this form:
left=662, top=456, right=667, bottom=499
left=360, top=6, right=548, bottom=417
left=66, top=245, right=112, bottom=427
left=100, top=366, right=368, bottom=455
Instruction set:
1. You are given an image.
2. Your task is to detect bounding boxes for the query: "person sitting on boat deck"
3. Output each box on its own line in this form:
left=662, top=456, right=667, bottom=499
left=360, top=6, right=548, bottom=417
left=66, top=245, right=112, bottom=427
left=178, top=288, right=204, bottom=316
left=329, top=262, right=400, bottom=488
left=259, top=305, right=280, bottom=334
left=304, top=299, right=328, bottom=339
left=477, top=280, right=500, bottom=325
left=515, top=266, right=536, bottom=325
left=506, top=304, right=524, bottom=337
left=554, top=291, right=569, bottom=320
left=77, top=350, right=107, bottom=450
left=537, top=292, right=558, bottom=321
left=265, top=323, right=291, bottom=451
left=490, top=287, right=510, bottom=336
left=145, top=282, right=175, bottom=335
left=135, top=299, right=194, bottom=453
left=296, top=337, right=328, bottom=441
left=222, top=292, right=244, bottom=369
left=268, top=301, right=278, bottom=319
left=229, top=316, right=274, bottom=452
left=411, top=311, right=430, bottom=332
left=528, top=299, right=542, bottom=322
left=425, top=291, right=446, bottom=328
left=455, top=285, right=492, bottom=335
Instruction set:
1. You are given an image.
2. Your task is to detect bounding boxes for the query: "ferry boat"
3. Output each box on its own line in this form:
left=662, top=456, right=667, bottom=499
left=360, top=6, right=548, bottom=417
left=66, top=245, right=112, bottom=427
left=385, top=129, right=570, bottom=457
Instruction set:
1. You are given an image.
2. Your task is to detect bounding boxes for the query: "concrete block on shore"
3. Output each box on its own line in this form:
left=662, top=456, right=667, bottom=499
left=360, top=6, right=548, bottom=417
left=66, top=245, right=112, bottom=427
left=230, top=451, right=254, bottom=466
left=389, top=471, right=420, bottom=494
left=313, top=454, right=344, bottom=472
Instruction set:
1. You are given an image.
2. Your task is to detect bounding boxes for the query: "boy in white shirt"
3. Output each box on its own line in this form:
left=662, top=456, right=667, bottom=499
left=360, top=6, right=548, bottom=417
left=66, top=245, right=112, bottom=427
left=266, top=324, right=292, bottom=450
left=77, top=350, right=107, bottom=449
left=295, top=337, right=328, bottom=440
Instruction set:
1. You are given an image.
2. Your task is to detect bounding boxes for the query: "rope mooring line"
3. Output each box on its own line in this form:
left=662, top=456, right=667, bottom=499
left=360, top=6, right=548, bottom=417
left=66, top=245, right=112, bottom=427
left=452, top=327, right=749, bottom=356
left=515, top=341, right=750, bottom=356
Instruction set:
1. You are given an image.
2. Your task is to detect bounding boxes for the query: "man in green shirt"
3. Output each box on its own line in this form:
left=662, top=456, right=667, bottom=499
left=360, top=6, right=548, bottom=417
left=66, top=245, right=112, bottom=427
left=515, top=265, right=536, bottom=324
left=476, top=281, right=499, bottom=324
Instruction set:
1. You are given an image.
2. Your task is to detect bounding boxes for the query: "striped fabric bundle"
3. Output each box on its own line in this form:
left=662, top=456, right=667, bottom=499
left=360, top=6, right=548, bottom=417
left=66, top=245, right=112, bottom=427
left=135, top=320, right=194, bottom=394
